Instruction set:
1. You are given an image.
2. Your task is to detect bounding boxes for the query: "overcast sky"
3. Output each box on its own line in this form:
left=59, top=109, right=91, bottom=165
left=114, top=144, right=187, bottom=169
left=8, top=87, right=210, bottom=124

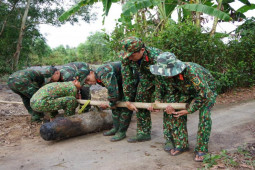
left=39, top=1, right=255, bottom=49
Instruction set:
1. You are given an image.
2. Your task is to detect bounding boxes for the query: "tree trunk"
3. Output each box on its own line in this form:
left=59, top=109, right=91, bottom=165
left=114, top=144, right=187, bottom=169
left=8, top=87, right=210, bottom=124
left=210, top=0, right=222, bottom=37
left=195, top=0, right=201, bottom=27
left=0, top=1, right=18, bottom=37
left=12, top=0, right=31, bottom=71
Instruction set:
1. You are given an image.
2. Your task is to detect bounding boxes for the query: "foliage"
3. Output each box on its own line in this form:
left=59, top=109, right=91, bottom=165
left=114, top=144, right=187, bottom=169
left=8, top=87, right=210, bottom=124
left=202, top=144, right=255, bottom=169
left=235, top=17, right=255, bottom=38
left=0, top=0, right=96, bottom=73
left=179, top=4, right=232, bottom=21
left=77, top=31, right=114, bottom=63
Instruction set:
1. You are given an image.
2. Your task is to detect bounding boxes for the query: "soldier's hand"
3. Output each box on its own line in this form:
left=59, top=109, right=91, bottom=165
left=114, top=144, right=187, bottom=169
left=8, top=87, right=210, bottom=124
left=126, top=101, right=138, bottom=112
left=148, top=101, right=160, bottom=112
left=172, top=110, right=189, bottom=118
left=99, top=104, right=110, bottom=110
left=76, top=93, right=81, bottom=99
left=165, top=105, right=175, bottom=114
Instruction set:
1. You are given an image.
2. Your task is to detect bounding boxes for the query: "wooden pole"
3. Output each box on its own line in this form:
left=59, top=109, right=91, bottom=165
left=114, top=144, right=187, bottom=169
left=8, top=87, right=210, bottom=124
left=78, top=100, right=188, bottom=110
left=0, top=100, right=188, bottom=110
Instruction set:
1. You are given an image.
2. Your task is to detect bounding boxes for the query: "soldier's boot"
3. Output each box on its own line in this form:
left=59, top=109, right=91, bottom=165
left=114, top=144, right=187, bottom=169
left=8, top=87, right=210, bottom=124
left=103, top=118, right=119, bottom=136
left=127, top=134, right=151, bottom=143
left=31, top=112, right=44, bottom=122
left=164, top=139, right=174, bottom=152
left=110, top=122, right=129, bottom=142
left=110, top=132, right=126, bottom=142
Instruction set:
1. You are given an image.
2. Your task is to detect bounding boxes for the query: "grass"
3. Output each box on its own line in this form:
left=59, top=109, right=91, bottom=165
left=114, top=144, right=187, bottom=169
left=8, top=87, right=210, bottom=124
left=201, top=143, right=255, bottom=169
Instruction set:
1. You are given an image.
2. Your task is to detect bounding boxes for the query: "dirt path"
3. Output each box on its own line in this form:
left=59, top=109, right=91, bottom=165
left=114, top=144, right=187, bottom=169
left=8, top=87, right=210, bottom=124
left=0, top=83, right=254, bottom=169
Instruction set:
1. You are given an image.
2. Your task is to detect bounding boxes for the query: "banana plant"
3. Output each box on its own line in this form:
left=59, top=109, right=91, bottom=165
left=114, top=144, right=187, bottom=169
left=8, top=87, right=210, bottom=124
left=59, top=0, right=119, bottom=22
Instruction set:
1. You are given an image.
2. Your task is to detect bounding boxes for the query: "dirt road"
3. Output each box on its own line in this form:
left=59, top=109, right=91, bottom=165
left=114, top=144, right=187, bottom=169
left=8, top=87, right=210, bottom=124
left=0, top=82, right=254, bottom=169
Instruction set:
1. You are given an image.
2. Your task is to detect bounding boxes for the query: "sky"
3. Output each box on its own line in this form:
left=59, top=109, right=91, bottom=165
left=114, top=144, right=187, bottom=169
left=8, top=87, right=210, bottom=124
left=39, top=1, right=255, bottom=49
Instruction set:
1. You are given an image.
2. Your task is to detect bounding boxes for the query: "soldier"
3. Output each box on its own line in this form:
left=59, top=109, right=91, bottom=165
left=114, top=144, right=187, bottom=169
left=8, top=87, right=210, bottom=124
left=59, top=62, right=91, bottom=105
left=149, top=52, right=217, bottom=162
left=30, top=72, right=89, bottom=118
left=84, top=61, right=133, bottom=142
left=119, top=36, right=163, bottom=143
left=7, top=66, right=60, bottom=122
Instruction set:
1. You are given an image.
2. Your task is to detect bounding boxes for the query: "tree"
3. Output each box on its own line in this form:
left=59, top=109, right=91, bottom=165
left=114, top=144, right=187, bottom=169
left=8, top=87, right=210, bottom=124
left=0, top=0, right=96, bottom=72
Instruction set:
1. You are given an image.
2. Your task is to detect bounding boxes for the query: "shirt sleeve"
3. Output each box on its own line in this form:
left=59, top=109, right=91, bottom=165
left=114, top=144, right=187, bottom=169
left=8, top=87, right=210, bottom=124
left=154, top=76, right=164, bottom=102
left=186, top=69, right=215, bottom=114
left=100, top=72, right=120, bottom=107
left=121, top=59, right=138, bottom=102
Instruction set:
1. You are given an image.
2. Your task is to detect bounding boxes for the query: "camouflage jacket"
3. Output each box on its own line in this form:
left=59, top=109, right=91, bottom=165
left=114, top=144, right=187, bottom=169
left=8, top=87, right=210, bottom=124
left=31, top=82, right=77, bottom=102
left=95, top=62, right=123, bottom=107
left=60, top=62, right=89, bottom=81
left=121, top=46, right=162, bottom=101
left=8, top=69, right=48, bottom=92
left=155, top=62, right=217, bottom=114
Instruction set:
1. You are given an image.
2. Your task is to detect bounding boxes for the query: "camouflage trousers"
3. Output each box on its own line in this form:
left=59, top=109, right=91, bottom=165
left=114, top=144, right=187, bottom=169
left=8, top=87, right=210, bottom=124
left=135, top=79, right=154, bottom=136
left=164, top=99, right=216, bottom=152
left=7, top=80, right=42, bottom=116
left=112, top=107, right=133, bottom=133
left=30, top=96, right=78, bottom=116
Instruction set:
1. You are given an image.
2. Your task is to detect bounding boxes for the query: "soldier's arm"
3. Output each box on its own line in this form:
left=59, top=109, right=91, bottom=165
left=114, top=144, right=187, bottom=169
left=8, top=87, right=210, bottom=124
left=186, top=69, right=215, bottom=114
left=101, top=72, right=120, bottom=107
left=121, top=60, right=137, bottom=102
left=154, top=76, right=164, bottom=102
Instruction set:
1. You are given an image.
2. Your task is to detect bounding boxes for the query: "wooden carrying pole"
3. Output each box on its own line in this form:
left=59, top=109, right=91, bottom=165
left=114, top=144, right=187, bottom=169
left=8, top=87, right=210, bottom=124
left=77, top=100, right=188, bottom=110
left=0, top=100, right=188, bottom=110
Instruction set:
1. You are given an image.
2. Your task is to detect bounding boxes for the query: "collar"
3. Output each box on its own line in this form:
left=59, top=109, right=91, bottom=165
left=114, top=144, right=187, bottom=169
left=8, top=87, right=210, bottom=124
left=179, top=74, right=184, bottom=81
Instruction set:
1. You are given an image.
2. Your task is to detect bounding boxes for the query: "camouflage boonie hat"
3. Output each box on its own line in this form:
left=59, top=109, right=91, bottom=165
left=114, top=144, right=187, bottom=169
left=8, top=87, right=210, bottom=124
left=42, top=66, right=57, bottom=83
left=119, top=36, right=144, bottom=59
left=150, top=52, right=186, bottom=77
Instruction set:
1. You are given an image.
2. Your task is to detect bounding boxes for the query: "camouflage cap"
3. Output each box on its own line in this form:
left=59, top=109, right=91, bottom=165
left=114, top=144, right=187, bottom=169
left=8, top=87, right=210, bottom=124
left=42, top=66, right=57, bottom=83
left=76, top=69, right=90, bottom=86
left=119, top=36, right=144, bottom=59
left=150, top=52, right=186, bottom=77
left=60, top=64, right=90, bottom=86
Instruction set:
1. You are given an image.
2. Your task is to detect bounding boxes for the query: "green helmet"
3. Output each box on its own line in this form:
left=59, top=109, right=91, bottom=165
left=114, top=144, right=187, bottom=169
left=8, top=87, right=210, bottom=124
left=150, top=52, right=186, bottom=77
left=119, top=36, right=144, bottom=59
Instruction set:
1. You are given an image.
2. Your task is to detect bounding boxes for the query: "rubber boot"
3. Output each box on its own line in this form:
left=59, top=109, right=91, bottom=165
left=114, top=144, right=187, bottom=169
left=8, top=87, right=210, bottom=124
left=31, top=111, right=44, bottom=122
left=103, top=117, right=119, bottom=136
left=103, top=128, right=118, bottom=136
left=110, top=132, right=126, bottom=142
left=127, top=134, right=151, bottom=143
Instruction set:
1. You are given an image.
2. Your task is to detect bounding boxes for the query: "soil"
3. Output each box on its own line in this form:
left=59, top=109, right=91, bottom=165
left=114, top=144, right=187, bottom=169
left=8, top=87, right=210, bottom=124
left=0, top=81, right=254, bottom=169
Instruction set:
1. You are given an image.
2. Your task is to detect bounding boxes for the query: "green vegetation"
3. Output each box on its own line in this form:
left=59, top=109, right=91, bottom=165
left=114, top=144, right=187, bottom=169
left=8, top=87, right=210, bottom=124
left=201, top=143, right=255, bottom=169
left=0, top=0, right=255, bottom=94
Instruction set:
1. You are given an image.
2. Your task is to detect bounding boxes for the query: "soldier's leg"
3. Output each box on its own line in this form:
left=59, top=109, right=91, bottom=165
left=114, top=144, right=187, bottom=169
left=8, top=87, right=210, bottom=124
left=195, top=99, right=216, bottom=153
left=103, top=108, right=120, bottom=136
left=172, top=115, right=189, bottom=150
left=163, top=112, right=175, bottom=151
left=127, top=80, right=154, bottom=142
left=11, top=88, right=43, bottom=122
left=111, top=108, right=133, bottom=141
left=80, top=85, right=91, bottom=112
left=49, top=96, right=78, bottom=116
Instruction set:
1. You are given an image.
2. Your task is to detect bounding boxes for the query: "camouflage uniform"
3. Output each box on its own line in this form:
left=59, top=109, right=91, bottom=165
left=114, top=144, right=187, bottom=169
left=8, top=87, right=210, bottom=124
left=120, top=37, right=163, bottom=139
left=95, top=62, right=133, bottom=141
left=7, top=67, right=56, bottom=121
left=150, top=52, right=217, bottom=153
left=60, top=62, right=91, bottom=100
left=59, top=62, right=91, bottom=112
left=30, top=82, right=78, bottom=116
